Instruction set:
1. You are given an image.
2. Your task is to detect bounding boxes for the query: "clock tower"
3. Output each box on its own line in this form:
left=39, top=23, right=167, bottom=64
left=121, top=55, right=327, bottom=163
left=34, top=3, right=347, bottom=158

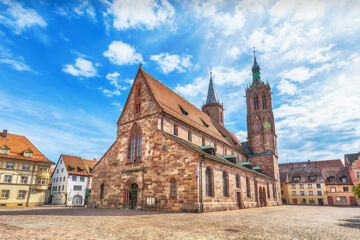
left=246, top=50, right=278, bottom=179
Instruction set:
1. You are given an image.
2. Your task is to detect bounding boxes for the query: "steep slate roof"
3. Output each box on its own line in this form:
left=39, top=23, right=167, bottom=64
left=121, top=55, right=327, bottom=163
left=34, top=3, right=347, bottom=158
left=279, top=172, right=288, bottom=182
left=279, top=159, right=343, bottom=171
left=321, top=167, right=353, bottom=185
left=164, top=132, right=273, bottom=180
left=286, top=166, right=324, bottom=183
left=0, top=130, right=53, bottom=164
left=345, top=153, right=359, bottom=167
left=61, top=154, right=97, bottom=176
left=140, top=68, right=246, bottom=155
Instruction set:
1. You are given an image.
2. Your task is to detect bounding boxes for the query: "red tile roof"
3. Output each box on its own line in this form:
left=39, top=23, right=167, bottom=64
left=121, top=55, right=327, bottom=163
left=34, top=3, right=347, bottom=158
left=61, top=154, right=97, bottom=176
left=139, top=68, right=245, bottom=155
left=0, top=130, right=54, bottom=164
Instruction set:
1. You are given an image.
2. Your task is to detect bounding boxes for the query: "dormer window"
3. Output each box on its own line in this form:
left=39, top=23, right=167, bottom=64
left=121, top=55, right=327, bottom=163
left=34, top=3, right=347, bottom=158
left=328, top=176, right=335, bottom=183
left=1, top=149, right=8, bottom=155
left=201, top=118, right=209, bottom=128
left=219, top=130, right=226, bottom=138
left=23, top=149, right=33, bottom=158
left=179, top=105, right=188, bottom=116
left=308, top=175, right=317, bottom=181
left=340, top=176, right=347, bottom=183
left=77, top=167, right=84, bottom=173
left=25, top=152, right=31, bottom=157
left=293, top=175, right=300, bottom=182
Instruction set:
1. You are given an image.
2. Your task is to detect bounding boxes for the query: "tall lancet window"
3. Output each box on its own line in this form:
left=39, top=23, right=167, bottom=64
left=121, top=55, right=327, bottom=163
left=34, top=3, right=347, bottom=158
left=205, top=167, right=213, bottom=197
left=129, top=124, right=142, bottom=163
left=254, top=96, right=259, bottom=110
left=262, top=93, right=267, bottom=110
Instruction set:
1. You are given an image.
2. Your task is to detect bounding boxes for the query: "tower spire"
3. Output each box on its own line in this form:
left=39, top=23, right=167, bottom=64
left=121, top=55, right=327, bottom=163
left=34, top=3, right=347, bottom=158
left=205, top=66, right=219, bottom=105
left=252, top=47, right=261, bottom=83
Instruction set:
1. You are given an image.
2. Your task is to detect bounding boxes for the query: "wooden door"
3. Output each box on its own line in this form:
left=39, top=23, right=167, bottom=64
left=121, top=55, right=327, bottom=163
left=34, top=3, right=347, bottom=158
left=130, top=183, right=138, bottom=209
left=327, top=196, right=334, bottom=206
left=237, top=192, right=243, bottom=209
left=349, top=196, right=356, bottom=206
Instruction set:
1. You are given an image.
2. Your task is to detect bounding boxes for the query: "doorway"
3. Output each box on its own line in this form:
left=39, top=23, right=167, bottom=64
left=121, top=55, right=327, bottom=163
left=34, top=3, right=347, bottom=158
left=236, top=192, right=243, bottom=209
left=72, top=195, right=83, bottom=206
left=349, top=196, right=356, bottom=206
left=130, top=183, right=138, bottom=209
left=327, top=196, right=334, bottom=206
left=318, top=198, right=324, bottom=206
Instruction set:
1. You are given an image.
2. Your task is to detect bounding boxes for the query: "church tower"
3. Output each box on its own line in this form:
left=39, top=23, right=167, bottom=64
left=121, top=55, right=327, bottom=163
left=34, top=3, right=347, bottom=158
left=246, top=50, right=278, bottom=180
left=202, top=69, right=224, bottom=126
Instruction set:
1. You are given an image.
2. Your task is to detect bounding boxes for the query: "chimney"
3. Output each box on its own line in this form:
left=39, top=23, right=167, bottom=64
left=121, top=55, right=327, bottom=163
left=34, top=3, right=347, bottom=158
left=2, top=129, right=7, bottom=138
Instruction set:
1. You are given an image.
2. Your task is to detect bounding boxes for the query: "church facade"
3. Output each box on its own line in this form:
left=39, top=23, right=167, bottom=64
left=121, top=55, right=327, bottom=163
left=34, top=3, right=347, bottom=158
left=89, top=55, right=281, bottom=212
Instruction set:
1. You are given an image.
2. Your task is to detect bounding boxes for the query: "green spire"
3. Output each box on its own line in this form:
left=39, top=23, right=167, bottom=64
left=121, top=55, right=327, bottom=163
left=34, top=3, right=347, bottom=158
left=252, top=47, right=261, bottom=82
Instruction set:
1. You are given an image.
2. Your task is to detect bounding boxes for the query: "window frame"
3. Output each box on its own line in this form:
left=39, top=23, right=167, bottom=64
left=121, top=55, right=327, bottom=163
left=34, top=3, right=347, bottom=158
left=222, top=171, right=229, bottom=197
left=4, top=175, right=12, bottom=183
left=1, top=190, right=9, bottom=199
left=6, top=162, right=14, bottom=169
left=18, top=190, right=26, bottom=199
left=205, top=167, right=213, bottom=197
left=129, top=124, right=142, bottom=163
left=170, top=178, right=177, bottom=198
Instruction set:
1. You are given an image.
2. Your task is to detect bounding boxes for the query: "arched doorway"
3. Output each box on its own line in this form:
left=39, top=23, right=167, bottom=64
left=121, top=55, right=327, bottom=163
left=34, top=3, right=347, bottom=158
left=130, top=183, right=138, bottom=209
left=72, top=195, right=83, bottom=206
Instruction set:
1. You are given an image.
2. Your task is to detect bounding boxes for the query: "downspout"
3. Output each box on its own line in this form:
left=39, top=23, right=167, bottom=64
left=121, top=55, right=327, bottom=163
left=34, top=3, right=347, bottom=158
left=199, top=154, right=205, bottom=213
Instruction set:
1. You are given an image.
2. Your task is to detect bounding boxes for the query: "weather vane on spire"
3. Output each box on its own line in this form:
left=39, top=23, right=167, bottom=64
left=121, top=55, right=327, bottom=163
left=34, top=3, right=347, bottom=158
left=253, top=46, right=256, bottom=56
left=210, top=65, right=213, bottom=79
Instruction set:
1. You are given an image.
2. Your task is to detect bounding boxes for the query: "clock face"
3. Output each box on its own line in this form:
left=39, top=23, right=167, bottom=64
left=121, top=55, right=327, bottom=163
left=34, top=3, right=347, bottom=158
left=264, top=121, right=271, bottom=129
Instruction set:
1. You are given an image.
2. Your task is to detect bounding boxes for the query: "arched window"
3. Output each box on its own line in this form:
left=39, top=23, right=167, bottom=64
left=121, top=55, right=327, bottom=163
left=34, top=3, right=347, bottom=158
left=129, top=124, right=142, bottom=163
left=100, top=183, right=104, bottom=199
left=246, top=177, right=251, bottom=198
left=205, top=167, right=213, bottom=197
left=273, top=183, right=276, bottom=198
left=255, top=120, right=261, bottom=133
left=171, top=178, right=177, bottom=198
left=236, top=174, right=240, bottom=188
left=267, top=182, right=270, bottom=198
left=134, top=83, right=141, bottom=114
left=262, top=93, right=267, bottom=110
left=222, top=171, right=229, bottom=197
left=254, top=96, right=259, bottom=110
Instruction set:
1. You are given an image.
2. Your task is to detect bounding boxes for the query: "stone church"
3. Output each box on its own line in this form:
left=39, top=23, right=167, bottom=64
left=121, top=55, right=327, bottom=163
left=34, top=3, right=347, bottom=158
left=89, top=54, right=281, bottom=212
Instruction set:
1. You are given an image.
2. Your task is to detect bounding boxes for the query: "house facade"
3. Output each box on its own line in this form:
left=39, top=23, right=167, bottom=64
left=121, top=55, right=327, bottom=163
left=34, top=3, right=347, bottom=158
left=344, top=153, right=360, bottom=184
left=90, top=55, right=282, bottom=212
left=0, top=130, right=54, bottom=207
left=51, top=154, right=97, bottom=206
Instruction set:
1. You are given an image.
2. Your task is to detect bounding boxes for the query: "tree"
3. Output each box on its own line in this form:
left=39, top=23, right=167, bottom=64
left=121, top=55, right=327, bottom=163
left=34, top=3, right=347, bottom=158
left=351, top=183, right=360, bottom=199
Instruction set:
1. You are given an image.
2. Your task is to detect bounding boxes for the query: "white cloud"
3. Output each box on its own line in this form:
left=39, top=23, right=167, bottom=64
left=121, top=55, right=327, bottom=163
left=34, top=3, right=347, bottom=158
left=150, top=53, right=192, bottom=74
left=228, top=47, right=241, bottom=59
left=63, top=57, right=97, bottom=78
left=103, top=41, right=143, bottom=65
left=0, top=0, right=47, bottom=34
left=277, top=79, right=297, bottom=96
left=57, top=0, right=96, bottom=22
left=211, top=66, right=250, bottom=86
left=279, top=67, right=314, bottom=83
left=103, top=0, right=174, bottom=30
left=175, top=77, right=208, bottom=98
left=235, top=130, right=247, bottom=142
left=102, top=89, right=121, bottom=97
left=0, top=58, right=31, bottom=71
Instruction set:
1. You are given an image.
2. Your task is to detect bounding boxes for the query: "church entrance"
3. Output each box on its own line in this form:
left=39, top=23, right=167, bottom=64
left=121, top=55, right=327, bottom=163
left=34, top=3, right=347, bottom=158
left=72, top=195, right=83, bottom=206
left=236, top=192, right=243, bottom=209
left=130, top=183, right=138, bottom=209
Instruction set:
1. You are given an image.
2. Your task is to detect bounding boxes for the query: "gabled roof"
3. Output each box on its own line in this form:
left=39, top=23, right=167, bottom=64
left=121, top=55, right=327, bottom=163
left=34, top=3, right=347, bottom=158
left=61, top=154, right=97, bottom=176
left=345, top=153, right=359, bottom=167
left=321, top=167, right=353, bottom=185
left=140, top=68, right=246, bottom=155
left=286, top=166, right=324, bottom=183
left=279, top=159, right=343, bottom=172
left=0, top=130, right=53, bottom=164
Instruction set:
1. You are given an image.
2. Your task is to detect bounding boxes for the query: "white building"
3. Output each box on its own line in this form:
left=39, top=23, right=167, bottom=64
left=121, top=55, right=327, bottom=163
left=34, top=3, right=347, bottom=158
left=51, top=154, right=97, bottom=206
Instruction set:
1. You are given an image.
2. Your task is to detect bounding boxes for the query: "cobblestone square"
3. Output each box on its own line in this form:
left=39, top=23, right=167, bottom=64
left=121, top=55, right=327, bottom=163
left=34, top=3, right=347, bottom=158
left=0, top=205, right=359, bottom=240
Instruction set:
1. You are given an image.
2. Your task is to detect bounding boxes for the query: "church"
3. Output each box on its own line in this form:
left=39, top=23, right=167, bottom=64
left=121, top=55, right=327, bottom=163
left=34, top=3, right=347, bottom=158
left=89, top=53, right=282, bottom=212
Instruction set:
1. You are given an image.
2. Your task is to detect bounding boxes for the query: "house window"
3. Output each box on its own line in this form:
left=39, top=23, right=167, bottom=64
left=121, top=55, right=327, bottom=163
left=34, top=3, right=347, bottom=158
left=100, top=183, right=104, bottom=199
left=291, top=184, right=296, bottom=189
left=18, top=190, right=26, bottom=199
left=62, top=185, right=65, bottom=191
left=292, top=199, right=298, bottom=204
left=72, top=176, right=77, bottom=181
left=336, top=196, right=346, bottom=203
left=222, top=171, right=229, bottom=197
left=236, top=174, right=240, bottom=188
left=188, top=130, right=192, bottom=141
left=316, top=184, right=321, bottom=188
left=80, top=176, right=85, bottom=182
left=308, top=184, right=313, bottom=189
left=54, top=186, right=57, bottom=191
left=309, top=198, right=315, bottom=204
left=291, top=191, right=296, bottom=196
left=1, top=190, right=9, bottom=198
left=57, top=169, right=59, bottom=173
left=4, top=175, right=12, bottom=183
left=21, top=176, right=28, bottom=184
left=6, top=162, right=14, bottom=169
left=22, top=164, right=30, bottom=171
left=301, top=199, right=306, bottom=204
left=129, top=124, right=142, bottom=163
left=41, top=178, right=45, bottom=185
left=262, top=93, right=267, bottom=110
left=171, top=178, right=177, bottom=198
left=74, top=185, right=82, bottom=191
left=330, top=187, right=336, bottom=192
left=63, top=176, right=65, bottom=181
left=246, top=177, right=251, bottom=198
left=309, top=191, right=313, bottom=196
left=205, top=167, right=213, bottom=197
left=317, top=191, right=322, bottom=196
left=61, top=168, right=64, bottom=172
left=300, top=191, right=304, bottom=196
left=340, top=176, right=347, bottom=183
left=299, top=184, right=304, bottom=189
left=254, top=96, right=259, bottom=110
left=343, top=187, right=349, bottom=192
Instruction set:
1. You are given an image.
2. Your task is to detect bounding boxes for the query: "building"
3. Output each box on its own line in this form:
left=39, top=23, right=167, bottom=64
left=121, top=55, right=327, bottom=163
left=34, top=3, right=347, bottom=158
left=280, top=159, right=357, bottom=206
left=0, top=130, right=54, bottom=207
left=90, top=54, right=282, bottom=212
left=51, top=154, right=97, bottom=206
left=322, top=167, right=356, bottom=206
left=344, top=153, right=360, bottom=184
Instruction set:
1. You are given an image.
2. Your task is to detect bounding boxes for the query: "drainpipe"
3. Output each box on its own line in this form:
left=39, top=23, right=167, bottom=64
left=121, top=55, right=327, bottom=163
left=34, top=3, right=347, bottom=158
left=199, top=154, right=205, bottom=213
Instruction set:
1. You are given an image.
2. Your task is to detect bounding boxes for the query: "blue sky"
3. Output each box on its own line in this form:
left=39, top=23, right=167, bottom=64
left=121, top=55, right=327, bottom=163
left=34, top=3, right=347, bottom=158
left=0, top=0, right=359, bottom=164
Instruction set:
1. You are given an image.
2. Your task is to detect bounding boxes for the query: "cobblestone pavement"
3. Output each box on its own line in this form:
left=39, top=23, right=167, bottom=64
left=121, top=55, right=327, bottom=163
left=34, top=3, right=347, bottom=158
left=0, top=205, right=359, bottom=240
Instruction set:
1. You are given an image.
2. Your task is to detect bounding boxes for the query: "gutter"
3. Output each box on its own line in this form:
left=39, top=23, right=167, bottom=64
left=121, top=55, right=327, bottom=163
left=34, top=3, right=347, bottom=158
left=199, top=154, right=205, bottom=213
